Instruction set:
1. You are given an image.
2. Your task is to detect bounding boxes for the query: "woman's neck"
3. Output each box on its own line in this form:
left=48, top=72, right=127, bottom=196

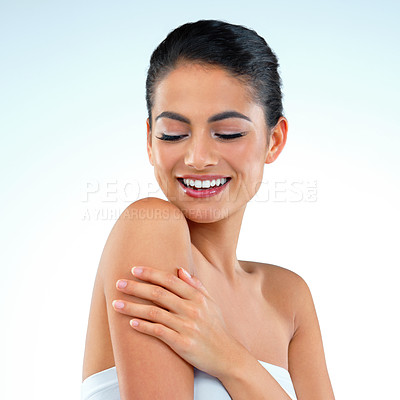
left=186, top=205, right=246, bottom=283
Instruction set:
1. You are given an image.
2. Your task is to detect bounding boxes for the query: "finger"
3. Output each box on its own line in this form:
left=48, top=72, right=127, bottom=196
left=116, top=277, right=185, bottom=313
left=112, top=300, right=182, bottom=332
left=178, top=268, right=210, bottom=297
left=129, top=266, right=199, bottom=300
left=129, top=318, right=183, bottom=352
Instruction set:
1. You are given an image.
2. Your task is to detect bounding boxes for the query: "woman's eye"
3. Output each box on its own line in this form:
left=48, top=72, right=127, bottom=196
left=156, top=132, right=246, bottom=141
left=156, top=133, right=187, bottom=141
left=214, top=132, right=246, bottom=140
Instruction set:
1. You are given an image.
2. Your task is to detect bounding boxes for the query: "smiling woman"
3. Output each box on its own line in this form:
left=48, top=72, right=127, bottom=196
left=146, top=62, right=286, bottom=225
left=81, top=19, right=335, bottom=400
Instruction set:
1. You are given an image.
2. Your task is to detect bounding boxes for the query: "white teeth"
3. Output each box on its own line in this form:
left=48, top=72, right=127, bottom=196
left=181, top=177, right=228, bottom=189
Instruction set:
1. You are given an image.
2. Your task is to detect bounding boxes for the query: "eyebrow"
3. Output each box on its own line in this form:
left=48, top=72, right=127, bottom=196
left=154, top=110, right=252, bottom=124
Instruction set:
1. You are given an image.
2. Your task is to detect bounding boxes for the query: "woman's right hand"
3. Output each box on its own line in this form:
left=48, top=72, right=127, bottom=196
left=113, top=265, right=245, bottom=378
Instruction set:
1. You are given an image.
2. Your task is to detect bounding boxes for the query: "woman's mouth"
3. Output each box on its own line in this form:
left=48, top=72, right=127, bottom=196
left=177, top=177, right=231, bottom=198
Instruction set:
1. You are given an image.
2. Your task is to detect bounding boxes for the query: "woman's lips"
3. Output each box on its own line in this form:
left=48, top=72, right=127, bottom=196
left=177, top=177, right=231, bottom=198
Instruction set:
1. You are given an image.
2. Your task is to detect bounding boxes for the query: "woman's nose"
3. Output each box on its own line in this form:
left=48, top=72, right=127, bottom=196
left=184, top=133, right=218, bottom=170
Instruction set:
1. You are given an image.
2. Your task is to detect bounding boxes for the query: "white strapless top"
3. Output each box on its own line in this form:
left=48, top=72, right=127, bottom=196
left=81, top=360, right=297, bottom=399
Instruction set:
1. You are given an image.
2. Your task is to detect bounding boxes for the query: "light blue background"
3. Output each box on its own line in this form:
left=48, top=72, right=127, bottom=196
left=1, top=1, right=399, bottom=398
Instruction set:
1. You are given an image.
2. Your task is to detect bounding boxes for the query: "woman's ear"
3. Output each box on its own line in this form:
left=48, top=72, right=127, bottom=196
left=265, top=116, right=288, bottom=164
left=146, top=118, right=154, bottom=166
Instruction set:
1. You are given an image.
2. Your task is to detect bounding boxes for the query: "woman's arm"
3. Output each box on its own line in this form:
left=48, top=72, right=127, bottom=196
left=288, top=274, right=335, bottom=399
left=111, top=265, right=312, bottom=400
left=113, top=266, right=296, bottom=400
left=98, top=197, right=195, bottom=400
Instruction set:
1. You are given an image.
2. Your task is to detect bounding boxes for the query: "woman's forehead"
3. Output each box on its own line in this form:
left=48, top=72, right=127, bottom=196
left=153, top=64, right=258, bottom=116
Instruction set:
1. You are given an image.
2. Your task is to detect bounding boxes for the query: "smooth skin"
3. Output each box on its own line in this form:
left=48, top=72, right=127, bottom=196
left=82, top=62, right=335, bottom=399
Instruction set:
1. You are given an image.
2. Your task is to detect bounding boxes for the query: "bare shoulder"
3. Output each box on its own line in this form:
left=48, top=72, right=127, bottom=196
left=244, top=260, right=335, bottom=398
left=122, top=197, right=186, bottom=221
left=259, top=262, right=316, bottom=332
left=99, top=197, right=194, bottom=278
left=251, top=260, right=306, bottom=285
left=114, top=197, right=188, bottom=226
left=116, top=197, right=188, bottom=234
left=97, top=197, right=195, bottom=398
left=242, top=260, right=311, bottom=316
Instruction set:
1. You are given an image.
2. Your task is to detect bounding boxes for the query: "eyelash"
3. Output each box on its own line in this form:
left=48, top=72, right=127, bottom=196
left=156, top=132, right=246, bottom=141
left=156, top=134, right=185, bottom=141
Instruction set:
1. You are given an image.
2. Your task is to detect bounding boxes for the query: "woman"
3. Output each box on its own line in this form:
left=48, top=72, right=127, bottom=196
left=82, top=19, right=335, bottom=399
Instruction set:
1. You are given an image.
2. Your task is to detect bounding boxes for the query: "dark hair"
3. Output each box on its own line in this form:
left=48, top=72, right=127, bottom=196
left=145, top=19, right=284, bottom=135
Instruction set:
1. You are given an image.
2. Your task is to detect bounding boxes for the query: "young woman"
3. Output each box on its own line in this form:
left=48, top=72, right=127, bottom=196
left=81, top=19, right=335, bottom=400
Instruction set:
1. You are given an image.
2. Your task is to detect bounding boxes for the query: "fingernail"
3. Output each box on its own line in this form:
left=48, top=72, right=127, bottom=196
left=113, top=300, right=125, bottom=309
left=132, top=267, right=143, bottom=275
left=117, top=280, right=127, bottom=289
left=180, top=267, right=192, bottom=279
left=130, top=319, right=139, bottom=327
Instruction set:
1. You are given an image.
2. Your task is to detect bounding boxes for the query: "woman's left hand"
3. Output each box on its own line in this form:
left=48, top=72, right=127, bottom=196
left=112, top=266, right=242, bottom=378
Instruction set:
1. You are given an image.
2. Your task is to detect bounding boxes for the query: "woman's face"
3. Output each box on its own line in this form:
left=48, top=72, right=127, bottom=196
left=147, top=63, right=280, bottom=223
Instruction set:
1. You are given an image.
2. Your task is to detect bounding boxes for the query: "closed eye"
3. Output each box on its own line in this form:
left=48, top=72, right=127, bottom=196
left=156, top=132, right=246, bottom=141
left=156, top=133, right=187, bottom=141
left=214, top=132, right=246, bottom=140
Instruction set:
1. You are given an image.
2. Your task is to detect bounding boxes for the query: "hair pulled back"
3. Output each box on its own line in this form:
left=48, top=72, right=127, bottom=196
left=146, top=19, right=284, bottom=133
